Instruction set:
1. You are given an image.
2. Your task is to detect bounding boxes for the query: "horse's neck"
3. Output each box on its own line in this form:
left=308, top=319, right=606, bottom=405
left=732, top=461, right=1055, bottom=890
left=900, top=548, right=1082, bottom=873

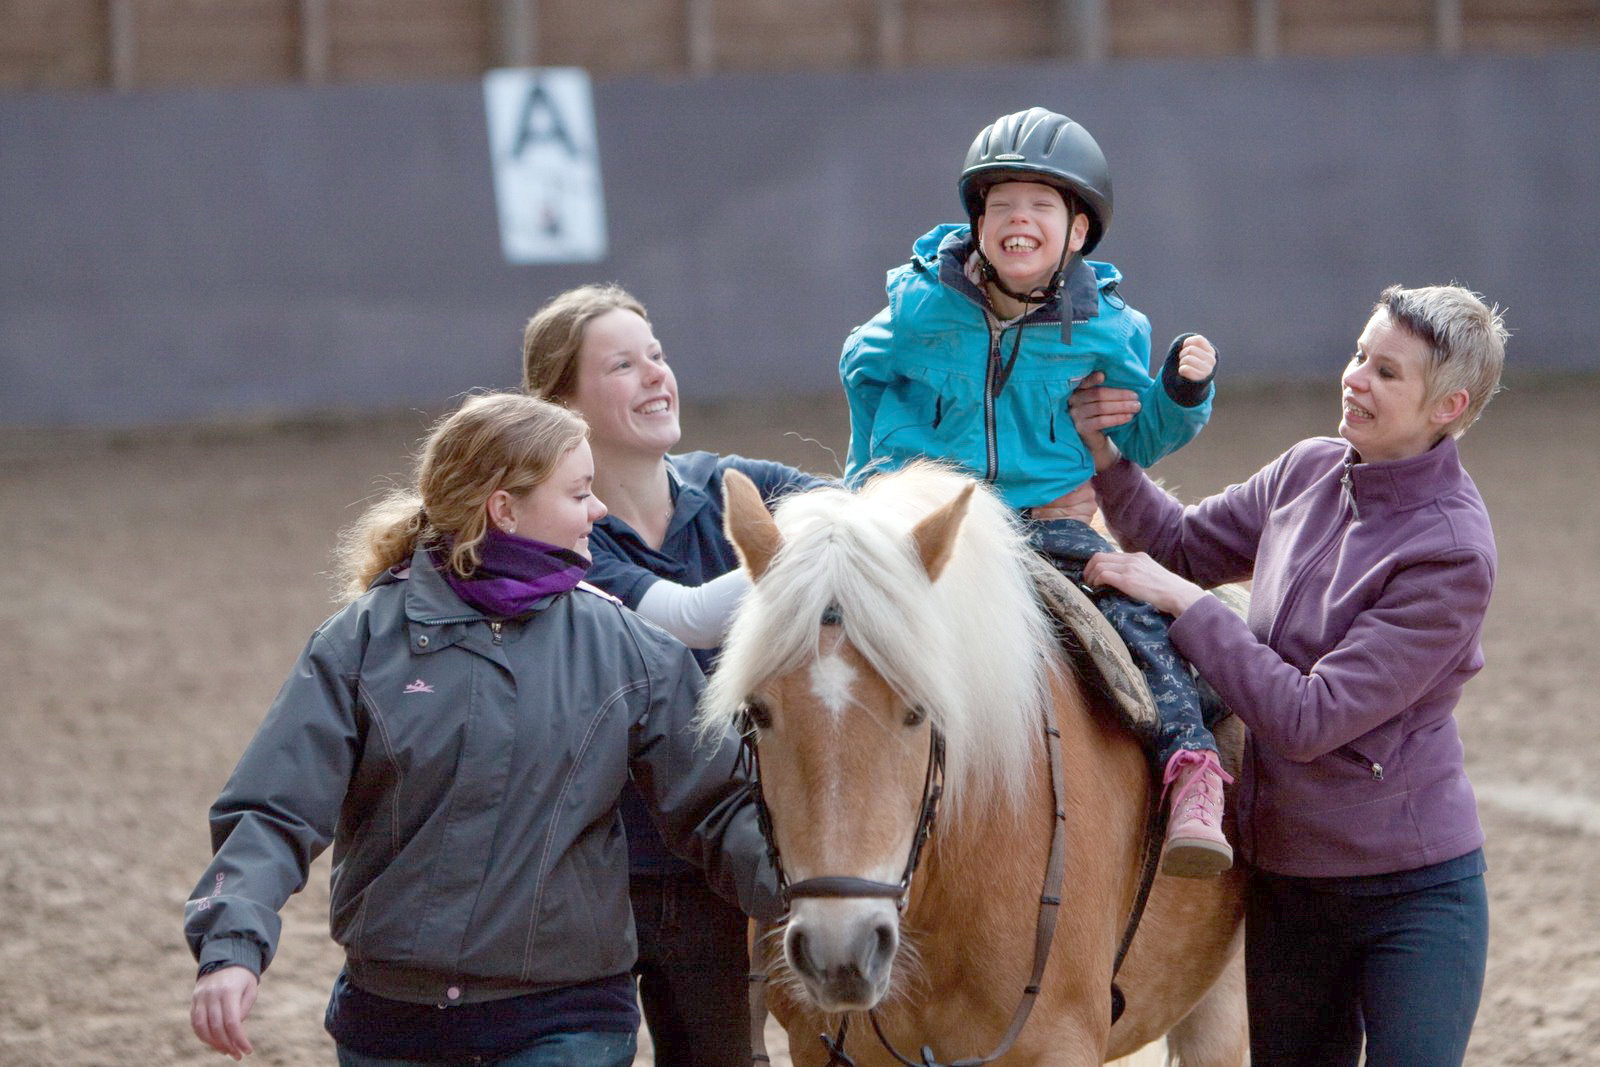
left=904, top=677, right=1150, bottom=1008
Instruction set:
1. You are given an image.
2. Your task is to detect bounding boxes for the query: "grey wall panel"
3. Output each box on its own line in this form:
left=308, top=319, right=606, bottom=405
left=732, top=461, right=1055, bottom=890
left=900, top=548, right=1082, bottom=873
left=3, top=52, right=1596, bottom=427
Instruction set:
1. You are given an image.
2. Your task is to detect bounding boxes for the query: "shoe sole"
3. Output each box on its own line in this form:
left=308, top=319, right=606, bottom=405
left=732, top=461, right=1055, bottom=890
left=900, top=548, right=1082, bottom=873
left=1161, top=839, right=1234, bottom=878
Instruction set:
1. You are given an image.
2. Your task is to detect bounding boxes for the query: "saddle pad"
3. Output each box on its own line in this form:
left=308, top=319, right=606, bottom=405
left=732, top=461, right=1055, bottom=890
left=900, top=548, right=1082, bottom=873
left=1029, top=556, right=1252, bottom=754
left=1029, top=556, right=1161, bottom=742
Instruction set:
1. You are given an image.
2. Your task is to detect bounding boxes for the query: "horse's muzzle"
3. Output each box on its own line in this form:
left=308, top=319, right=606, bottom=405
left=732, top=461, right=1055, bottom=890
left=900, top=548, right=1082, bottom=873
left=785, top=898, right=899, bottom=1011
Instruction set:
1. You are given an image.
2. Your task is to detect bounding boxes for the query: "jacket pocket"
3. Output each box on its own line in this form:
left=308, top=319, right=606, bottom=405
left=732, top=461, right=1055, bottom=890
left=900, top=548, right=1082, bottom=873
left=1332, top=743, right=1385, bottom=781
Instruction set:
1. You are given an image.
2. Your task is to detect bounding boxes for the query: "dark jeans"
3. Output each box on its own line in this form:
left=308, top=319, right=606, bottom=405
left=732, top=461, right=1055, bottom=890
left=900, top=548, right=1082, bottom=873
left=1245, top=871, right=1489, bottom=1066
left=630, top=868, right=751, bottom=1067
left=334, top=1030, right=636, bottom=1067
left=1029, top=517, right=1218, bottom=767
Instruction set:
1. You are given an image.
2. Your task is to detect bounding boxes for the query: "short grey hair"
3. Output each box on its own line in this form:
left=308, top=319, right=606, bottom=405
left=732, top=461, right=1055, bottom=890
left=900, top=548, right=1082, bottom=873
left=1375, top=284, right=1508, bottom=437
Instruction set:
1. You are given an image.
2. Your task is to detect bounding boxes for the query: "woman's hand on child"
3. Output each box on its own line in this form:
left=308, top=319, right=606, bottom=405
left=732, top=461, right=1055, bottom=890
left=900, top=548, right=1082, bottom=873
left=191, top=966, right=259, bottom=1059
left=1068, top=372, right=1137, bottom=471
left=1084, top=551, right=1207, bottom=617
left=1176, top=335, right=1217, bottom=381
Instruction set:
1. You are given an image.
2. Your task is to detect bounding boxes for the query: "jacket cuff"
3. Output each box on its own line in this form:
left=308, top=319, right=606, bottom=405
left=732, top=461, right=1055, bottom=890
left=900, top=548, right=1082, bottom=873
left=1160, top=332, right=1214, bottom=408
left=198, top=935, right=265, bottom=978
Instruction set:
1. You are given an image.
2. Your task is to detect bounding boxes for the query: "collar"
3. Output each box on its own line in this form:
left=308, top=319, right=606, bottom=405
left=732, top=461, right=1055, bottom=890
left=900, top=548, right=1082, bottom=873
left=395, top=546, right=545, bottom=661
left=1340, top=435, right=1466, bottom=514
left=594, top=454, right=711, bottom=546
left=934, top=227, right=1101, bottom=325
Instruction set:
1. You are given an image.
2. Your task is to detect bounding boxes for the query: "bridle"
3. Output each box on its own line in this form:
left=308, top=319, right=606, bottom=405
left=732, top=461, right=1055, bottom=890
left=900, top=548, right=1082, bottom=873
left=739, top=609, right=1075, bottom=1067
left=736, top=710, right=946, bottom=912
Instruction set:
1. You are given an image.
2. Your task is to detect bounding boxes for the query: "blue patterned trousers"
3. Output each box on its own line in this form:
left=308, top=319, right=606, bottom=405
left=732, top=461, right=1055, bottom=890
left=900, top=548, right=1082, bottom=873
left=1028, top=517, right=1220, bottom=768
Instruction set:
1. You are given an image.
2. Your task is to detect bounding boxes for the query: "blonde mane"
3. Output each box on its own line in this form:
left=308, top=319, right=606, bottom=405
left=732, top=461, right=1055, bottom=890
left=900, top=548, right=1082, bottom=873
left=702, top=462, right=1057, bottom=816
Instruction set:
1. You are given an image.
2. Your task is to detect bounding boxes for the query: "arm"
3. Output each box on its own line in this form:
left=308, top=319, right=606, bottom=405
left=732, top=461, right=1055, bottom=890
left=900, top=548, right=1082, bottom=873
left=1090, top=447, right=1278, bottom=590
left=627, top=631, right=782, bottom=922
left=1101, top=331, right=1216, bottom=469
left=1168, top=552, right=1494, bottom=761
left=596, top=459, right=826, bottom=647
left=183, top=629, right=361, bottom=1056
left=635, top=568, right=751, bottom=648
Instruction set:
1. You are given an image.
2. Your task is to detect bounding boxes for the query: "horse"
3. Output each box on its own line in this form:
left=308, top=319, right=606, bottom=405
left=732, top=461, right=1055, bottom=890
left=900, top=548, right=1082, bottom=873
left=702, top=462, right=1248, bottom=1066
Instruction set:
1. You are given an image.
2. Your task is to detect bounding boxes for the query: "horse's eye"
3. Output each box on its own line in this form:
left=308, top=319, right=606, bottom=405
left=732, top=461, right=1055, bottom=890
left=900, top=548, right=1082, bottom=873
left=740, top=700, right=773, bottom=733
left=904, top=704, right=928, bottom=728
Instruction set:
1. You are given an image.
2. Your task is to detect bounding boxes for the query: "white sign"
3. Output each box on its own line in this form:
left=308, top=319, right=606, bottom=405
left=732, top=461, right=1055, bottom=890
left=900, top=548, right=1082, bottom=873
left=483, top=68, right=607, bottom=264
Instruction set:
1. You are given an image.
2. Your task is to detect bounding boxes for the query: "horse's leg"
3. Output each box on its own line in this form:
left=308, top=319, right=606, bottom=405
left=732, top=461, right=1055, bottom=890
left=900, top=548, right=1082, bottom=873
left=1161, top=926, right=1247, bottom=1067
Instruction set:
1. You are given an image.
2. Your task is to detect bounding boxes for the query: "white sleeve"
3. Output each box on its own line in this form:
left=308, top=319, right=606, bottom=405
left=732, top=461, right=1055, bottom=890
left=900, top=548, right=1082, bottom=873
left=634, top=568, right=753, bottom=649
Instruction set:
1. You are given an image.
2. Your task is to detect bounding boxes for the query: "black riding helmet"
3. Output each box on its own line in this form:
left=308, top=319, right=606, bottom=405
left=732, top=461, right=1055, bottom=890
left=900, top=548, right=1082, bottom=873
left=959, top=107, right=1113, bottom=255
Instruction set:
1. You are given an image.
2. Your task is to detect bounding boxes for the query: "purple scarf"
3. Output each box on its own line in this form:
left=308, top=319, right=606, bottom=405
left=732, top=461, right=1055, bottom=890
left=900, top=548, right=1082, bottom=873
left=435, top=528, right=589, bottom=619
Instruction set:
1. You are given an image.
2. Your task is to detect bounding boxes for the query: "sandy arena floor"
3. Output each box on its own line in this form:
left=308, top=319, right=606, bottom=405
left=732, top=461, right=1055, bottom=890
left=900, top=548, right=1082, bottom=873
left=1, top=378, right=1594, bottom=1065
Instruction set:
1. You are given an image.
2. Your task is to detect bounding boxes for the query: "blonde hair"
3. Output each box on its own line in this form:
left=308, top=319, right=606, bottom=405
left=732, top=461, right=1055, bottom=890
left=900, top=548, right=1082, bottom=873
left=521, top=284, right=649, bottom=401
left=1376, top=284, right=1508, bottom=438
left=335, top=392, right=588, bottom=600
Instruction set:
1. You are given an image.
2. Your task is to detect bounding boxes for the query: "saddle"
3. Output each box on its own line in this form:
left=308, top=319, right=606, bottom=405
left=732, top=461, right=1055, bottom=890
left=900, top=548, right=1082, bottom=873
left=1027, top=554, right=1250, bottom=762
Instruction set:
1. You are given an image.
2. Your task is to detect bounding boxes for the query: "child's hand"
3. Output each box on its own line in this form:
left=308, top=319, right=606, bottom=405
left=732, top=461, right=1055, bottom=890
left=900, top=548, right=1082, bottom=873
left=1177, top=335, right=1216, bottom=382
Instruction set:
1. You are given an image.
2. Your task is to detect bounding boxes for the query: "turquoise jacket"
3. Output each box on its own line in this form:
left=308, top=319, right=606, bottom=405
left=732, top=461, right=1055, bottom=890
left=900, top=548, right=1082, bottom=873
left=841, top=224, right=1213, bottom=510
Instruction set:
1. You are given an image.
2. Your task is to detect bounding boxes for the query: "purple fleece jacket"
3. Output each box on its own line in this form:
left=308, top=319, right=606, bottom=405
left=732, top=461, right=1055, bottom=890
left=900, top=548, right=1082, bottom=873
left=1095, top=436, right=1494, bottom=877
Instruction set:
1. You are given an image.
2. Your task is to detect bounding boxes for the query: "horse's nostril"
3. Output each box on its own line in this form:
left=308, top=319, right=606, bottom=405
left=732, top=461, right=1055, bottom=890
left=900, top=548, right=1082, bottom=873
left=871, top=921, right=896, bottom=968
left=788, top=928, right=814, bottom=976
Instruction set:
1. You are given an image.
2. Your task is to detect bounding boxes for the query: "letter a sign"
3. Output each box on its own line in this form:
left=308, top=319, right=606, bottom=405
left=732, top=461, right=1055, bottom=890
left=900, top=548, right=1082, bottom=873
left=483, top=68, right=607, bottom=264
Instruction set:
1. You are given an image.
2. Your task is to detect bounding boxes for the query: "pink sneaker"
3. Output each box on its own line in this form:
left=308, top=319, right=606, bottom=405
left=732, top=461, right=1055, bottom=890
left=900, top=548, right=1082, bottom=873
left=1160, top=749, right=1234, bottom=878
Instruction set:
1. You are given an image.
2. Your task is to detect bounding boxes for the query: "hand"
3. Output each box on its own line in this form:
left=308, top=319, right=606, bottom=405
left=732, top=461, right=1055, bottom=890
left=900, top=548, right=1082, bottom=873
left=1176, top=334, right=1216, bottom=382
left=1068, top=372, right=1137, bottom=472
left=1029, top=484, right=1098, bottom=524
left=1083, top=551, right=1207, bottom=617
left=191, top=966, right=259, bottom=1059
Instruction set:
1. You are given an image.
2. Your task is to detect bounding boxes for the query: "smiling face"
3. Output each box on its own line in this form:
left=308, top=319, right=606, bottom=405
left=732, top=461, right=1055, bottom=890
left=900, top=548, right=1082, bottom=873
left=977, top=180, right=1088, bottom=295
left=1339, top=309, right=1465, bottom=463
left=497, top=439, right=607, bottom=558
left=567, top=308, right=681, bottom=459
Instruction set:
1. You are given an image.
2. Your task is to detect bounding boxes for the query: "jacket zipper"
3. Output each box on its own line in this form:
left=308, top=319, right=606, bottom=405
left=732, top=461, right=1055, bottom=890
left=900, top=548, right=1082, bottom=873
left=489, top=620, right=503, bottom=645
left=983, top=324, right=1002, bottom=482
left=1339, top=455, right=1362, bottom=522
left=1264, top=467, right=1359, bottom=651
left=1333, top=743, right=1384, bottom=781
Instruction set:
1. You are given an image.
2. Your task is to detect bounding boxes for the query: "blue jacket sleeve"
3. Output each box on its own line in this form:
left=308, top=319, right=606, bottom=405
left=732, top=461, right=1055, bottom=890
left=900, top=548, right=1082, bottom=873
left=840, top=307, right=896, bottom=486
left=183, top=628, right=361, bottom=975
left=1102, top=324, right=1215, bottom=469
left=723, top=455, right=831, bottom=500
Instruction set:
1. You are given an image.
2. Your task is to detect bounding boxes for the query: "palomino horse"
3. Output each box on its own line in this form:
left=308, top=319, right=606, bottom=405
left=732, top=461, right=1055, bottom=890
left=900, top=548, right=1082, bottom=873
left=703, top=463, right=1247, bottom=1066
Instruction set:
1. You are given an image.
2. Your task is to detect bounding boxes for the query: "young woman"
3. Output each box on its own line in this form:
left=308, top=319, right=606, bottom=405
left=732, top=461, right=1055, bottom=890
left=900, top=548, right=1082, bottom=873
left=184, top=392, right=778, bottom=1065
left=521, top=284, right=824, bottom=1066
left=1072, top=284, right=1507, bottom=1066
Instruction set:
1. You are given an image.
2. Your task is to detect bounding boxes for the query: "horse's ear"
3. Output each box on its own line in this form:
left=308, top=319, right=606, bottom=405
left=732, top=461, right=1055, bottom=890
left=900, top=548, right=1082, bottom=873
left=909, top=482, right=974, bottom=583
left=723, top=468, right=784, bottom=581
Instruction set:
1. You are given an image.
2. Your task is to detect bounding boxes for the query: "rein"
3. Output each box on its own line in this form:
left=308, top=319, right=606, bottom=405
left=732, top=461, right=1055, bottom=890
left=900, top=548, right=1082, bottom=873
left=744, top=694, right=1071, bottom=1067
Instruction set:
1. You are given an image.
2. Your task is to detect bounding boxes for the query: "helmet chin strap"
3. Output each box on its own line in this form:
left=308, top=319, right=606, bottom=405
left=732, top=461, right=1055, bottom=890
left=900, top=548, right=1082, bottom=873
left=977, top=210, right=1081, bottom=343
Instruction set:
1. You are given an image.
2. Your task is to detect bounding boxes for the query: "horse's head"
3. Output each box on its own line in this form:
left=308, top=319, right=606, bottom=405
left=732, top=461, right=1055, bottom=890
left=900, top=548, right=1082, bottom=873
left=703, top=464, right=1053, bottom=1014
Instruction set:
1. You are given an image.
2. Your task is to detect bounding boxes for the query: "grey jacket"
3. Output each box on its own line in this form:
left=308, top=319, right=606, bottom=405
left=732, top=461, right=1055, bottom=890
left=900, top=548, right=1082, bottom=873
left=184, top=548, right=780, bottom=1005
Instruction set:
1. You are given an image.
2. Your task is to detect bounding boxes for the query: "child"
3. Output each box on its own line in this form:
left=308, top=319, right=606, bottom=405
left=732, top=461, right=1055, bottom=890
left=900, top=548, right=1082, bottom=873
left=840, top=106, right=1230, bottom=876
left=183, top=392, right=778, bottom=1065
